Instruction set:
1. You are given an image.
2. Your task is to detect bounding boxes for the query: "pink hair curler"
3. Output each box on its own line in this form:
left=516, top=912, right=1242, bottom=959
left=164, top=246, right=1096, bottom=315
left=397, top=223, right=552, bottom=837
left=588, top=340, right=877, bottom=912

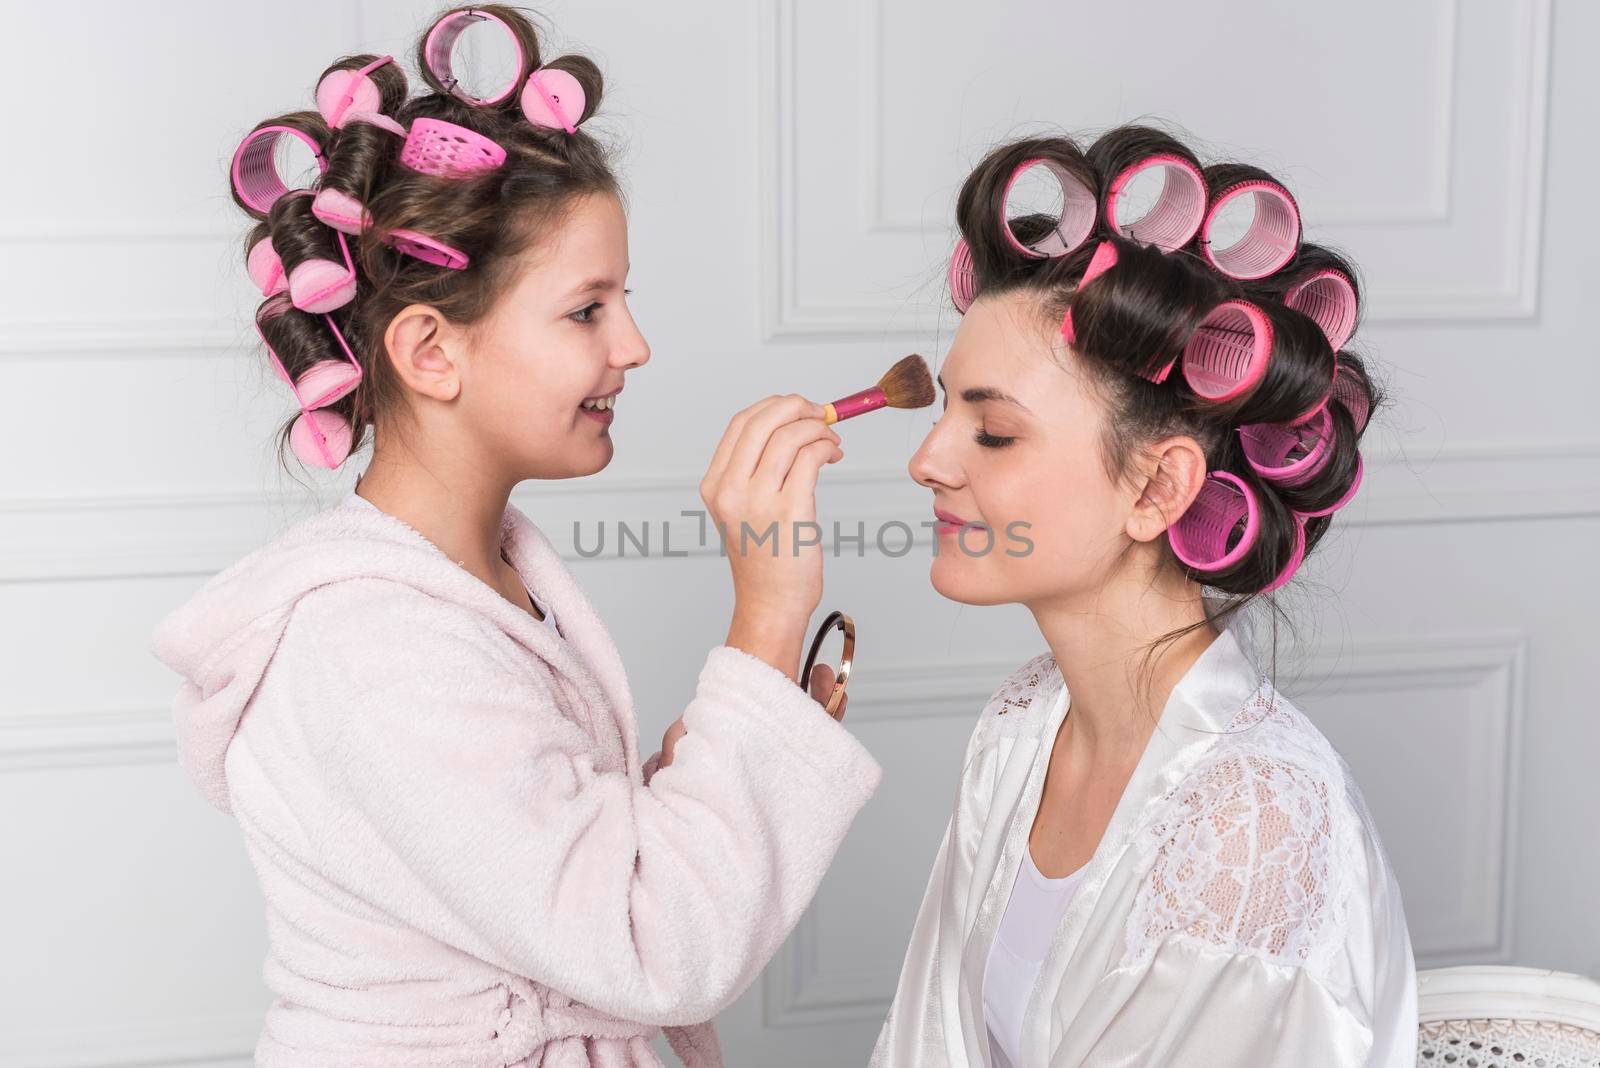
left=257, top=312, right=364, bottom=470
left=1001, top=158, right=1097, bottom=259
left=1199, top=179, right=1301, bottom=280
left=521, top=66, right=584, bottom=134
left=424, top=8, right=526, bottom=106
left=1180, top=300, right=1273, bottom=403
left=316, top=55, right=394, bottom=129
left=399, top=117, right=507, bottom=177
left=287, top=229, right=358, bottom=314
left=1060, top=240, right=1119, bottom=347
left=949, top=237, right=976, bottom=313
left=1239, top=406, right=1333, bottom=487
left=1261, top=514, right=1307, bottom=593
left=1330, top=357, right=1371, bottom=434
left=231, top=125, right=327, bottom=216
left=1169, top=470, right=1261, bottom=572
left=311, top=188, right=369, bottom=235
left=247, top=236, right=288, bottom=297
left=1105, top=154, right=1207, bottom=253
left=1297, top=452, right=1364, bottom=518
left=1285, top=268, right=1357, bottom=352
left=382, top=228, right=470, bottom=270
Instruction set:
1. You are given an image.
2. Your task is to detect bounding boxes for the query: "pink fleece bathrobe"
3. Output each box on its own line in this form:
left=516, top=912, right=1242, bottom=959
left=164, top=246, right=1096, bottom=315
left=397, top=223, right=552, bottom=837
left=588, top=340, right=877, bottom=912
left=150, top=491, right=883, bottom=1067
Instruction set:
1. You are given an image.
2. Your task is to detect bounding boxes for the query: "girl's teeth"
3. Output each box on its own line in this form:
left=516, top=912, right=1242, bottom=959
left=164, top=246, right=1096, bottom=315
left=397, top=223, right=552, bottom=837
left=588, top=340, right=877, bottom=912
left=581, top=396, right=614, bottom=411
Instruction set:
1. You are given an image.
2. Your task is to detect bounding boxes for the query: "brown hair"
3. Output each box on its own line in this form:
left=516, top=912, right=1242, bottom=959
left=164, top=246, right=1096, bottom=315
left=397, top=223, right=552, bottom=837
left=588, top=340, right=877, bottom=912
left=234, top=5, right=619, bottom=470
left=952, top=124, right=1385, bottom=674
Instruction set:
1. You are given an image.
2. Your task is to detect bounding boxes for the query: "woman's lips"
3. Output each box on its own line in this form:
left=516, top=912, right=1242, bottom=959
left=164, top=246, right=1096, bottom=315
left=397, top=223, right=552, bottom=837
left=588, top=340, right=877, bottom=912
left=933, top=508, right=972, bottom=537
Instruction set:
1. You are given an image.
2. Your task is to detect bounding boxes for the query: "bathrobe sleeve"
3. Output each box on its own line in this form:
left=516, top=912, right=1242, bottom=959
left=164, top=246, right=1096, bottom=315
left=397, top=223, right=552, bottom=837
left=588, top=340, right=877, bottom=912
left=279, top=581, right=882, bottom=1027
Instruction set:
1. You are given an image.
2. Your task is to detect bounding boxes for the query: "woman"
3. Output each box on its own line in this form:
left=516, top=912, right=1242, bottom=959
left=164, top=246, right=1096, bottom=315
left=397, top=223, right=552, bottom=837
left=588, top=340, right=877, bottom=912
left=871, top=127, right=1416, bottom=1066
left=150, top=7, right=878, bottom=1065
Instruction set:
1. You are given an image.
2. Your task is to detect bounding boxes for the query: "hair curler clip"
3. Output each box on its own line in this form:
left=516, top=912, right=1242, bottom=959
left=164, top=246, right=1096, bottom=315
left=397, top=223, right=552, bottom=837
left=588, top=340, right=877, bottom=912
left=231, top=124, right=328, bottom=217
left=1200, top=177, right=1301, bottom=280
left=1105, top=154, right=1207, bottom=253
left=257, top=307, right=364, bottom=470
left=1179, top=300, right=1273, bottom=403
left=399, top=116, right=508, bottom=177
left=1169, top=470, right=1261, bottom=573
left=381, top=228, right=470, bottom=270
left=1060, top=239, right=1119, bottom=347
left=1286, top=268, right=1358, bottom=353
left=316, top=55, right=394, bottom=129
left=1001, top=157, right=1097, bottom=260
left=948, top=237, right=976, bottom=314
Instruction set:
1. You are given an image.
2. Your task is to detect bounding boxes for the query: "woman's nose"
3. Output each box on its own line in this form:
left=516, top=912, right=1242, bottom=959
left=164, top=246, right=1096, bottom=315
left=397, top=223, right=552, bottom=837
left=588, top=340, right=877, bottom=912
left=908, top=420, right=958, bottom=490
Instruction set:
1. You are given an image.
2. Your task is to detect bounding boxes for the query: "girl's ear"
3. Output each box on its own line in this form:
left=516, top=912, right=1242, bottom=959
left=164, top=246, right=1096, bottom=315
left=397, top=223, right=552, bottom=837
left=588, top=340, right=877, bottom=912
left=1127, top=435, right=1208, bottom=543
left=384, top=304, right=461, bottom=402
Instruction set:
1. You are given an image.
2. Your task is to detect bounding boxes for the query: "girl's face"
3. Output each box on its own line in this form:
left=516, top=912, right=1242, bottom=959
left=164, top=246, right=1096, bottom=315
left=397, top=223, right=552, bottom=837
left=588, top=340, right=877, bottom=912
left=908, top=291, right=1145, bottom=609
left=463, top=191, right=650, bottom=480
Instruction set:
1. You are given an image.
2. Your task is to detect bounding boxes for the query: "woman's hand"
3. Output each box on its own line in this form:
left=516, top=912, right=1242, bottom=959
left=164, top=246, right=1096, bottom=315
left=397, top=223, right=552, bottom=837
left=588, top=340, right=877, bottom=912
left=656, top=662, right=848, bottom=770
left=700, top=394, right=843, bottom=678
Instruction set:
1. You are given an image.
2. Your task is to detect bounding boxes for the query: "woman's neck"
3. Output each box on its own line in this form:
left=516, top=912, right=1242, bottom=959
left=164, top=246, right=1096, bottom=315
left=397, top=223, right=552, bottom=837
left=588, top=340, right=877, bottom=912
left=1029, top=576, right=1218, bottom=757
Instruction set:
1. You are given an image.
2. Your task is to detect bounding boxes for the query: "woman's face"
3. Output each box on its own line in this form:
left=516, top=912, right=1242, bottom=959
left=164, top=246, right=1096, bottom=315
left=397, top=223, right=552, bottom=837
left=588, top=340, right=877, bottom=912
left=908, top=291, right=1142, bottom=609
left=462, top=190, right=650, bottom=480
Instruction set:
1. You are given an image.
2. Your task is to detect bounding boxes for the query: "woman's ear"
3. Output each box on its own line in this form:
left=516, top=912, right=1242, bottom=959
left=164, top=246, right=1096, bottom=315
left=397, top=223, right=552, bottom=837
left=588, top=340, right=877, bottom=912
left=1127, top=435, right=1207, bottom=543
left=383, top=304, right=461, bottom=402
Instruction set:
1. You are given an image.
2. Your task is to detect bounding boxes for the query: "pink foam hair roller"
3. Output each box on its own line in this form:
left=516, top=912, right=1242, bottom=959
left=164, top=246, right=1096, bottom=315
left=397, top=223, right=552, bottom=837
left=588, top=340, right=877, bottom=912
left=231, top=124, right=327, bottom=217
left=1060, top=239, right=1119, bottom=346
left=258, top=312, right=364, bottom=470
left=315, top=55, right=394, bottom=129
left=1330, top=359, right=1372, bottom=434
left=1168, top=470, right=1261, bottom=572
left=1239, top=406, right=1334, bottom=487
left=1001, top=158, right=1097, bottom=259
left=522, top=67, right=585, bottom=134
left=1200, top=178, right=1301, bottom=280
left=1285, top=268, right=1358, bottom=352
left=1296, top=452, right=1364, bottom=518
left=1261, top=514, right=1307, bottom=594
left=311, top=188, right=370, bottom=235
left=247, top=236, right=288, bottom=297
left=382, top=229, right=470, bottom=270
left=287, top=229, right=358, bottom=314
left=399, top=117, right=508, bottom=178
left=949, top=238, right=976, bottom=313
left=424, top=8, right=526, bottom=106
left=1105, top=154, right=1207, bottom=253
left=1180, top=300, right=1273, bottom=403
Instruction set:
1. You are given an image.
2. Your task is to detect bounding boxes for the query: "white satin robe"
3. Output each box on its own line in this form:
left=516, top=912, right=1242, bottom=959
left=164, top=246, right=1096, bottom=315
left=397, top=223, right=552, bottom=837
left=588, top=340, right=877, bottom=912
left=871, top=609, right=1417, bottom=1067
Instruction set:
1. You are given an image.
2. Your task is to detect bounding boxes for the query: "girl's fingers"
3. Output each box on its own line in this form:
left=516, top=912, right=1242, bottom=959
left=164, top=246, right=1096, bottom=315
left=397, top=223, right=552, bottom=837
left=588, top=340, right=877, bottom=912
left=725, top=395, right=828, bottom=487
left=702, top=396, right=777, bottom=498
left=783, top=436, right=844, bottom=498
left=754, top=418, right=840, bottom=494
left=808, top=663, right=835, bottom=703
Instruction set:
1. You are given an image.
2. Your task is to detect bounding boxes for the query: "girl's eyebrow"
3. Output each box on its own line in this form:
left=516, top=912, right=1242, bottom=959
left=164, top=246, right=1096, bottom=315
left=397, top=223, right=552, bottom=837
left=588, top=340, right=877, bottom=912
left=935, top=373, right=1031, bottom=413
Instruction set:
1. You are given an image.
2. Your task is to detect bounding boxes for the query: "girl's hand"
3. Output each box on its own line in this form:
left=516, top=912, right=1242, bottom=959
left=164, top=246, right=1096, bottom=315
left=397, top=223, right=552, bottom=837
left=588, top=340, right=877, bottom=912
left=656, top=663, right=847, bottom=770
left=700, top=394, right=843, bottom=676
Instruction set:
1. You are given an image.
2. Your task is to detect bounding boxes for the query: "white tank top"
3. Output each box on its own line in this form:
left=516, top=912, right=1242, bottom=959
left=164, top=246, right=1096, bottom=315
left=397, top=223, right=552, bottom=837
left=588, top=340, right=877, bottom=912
left=983, top=845, right=1085, bottom=1068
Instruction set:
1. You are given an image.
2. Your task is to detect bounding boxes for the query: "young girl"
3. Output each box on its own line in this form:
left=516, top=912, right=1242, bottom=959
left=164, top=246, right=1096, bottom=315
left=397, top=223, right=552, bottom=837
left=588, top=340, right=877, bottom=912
left=150, top=7, right=879, bottom=1066
left=872, top=128, right=1416, bottom=1066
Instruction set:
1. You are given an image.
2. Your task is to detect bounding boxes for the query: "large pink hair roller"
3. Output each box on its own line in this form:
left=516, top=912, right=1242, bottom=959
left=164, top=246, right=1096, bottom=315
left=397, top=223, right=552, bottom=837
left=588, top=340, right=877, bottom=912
left=1286, top=268, right=1358, bottom=352
left=949, top=237, right=976, bottom=314
left=399, top=117, right=508, bottom=177
left=1104, top=154, right=1207, bottom=253
left=257, top=307, right=364, bottom=470
left=1179, top=300, right=1273, bottom=403
left=424, top=8, right=526, bottom=106
left=1239, top=406, right=1334, bottom=487
left=1330, top=358, right=1372, bottom=434
left=1060, top=239, right=1119, bottom=348
left=1001, top=158, right=1097, bottom=259
left=231, top=124, right=327, bottom=217
left=1297, top=452, right=1364, bottom=518
left=1200, top=178, right=1301, bottom=280
left=1169, top=470, right=1261, bottom=572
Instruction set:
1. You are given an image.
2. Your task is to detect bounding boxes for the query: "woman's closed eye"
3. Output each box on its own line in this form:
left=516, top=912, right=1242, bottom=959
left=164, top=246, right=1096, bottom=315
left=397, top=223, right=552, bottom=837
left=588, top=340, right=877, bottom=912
left=974, top=427, right=1017, bottom=448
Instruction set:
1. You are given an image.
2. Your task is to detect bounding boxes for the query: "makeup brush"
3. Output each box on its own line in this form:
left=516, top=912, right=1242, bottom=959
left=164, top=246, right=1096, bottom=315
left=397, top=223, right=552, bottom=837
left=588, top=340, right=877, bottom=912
left=822, top=354, right=935, bottom=425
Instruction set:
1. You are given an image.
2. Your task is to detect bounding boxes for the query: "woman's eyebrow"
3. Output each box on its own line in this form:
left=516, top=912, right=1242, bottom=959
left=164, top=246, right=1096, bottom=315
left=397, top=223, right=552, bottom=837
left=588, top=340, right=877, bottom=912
left=935, top=373, right=1031, bottom=413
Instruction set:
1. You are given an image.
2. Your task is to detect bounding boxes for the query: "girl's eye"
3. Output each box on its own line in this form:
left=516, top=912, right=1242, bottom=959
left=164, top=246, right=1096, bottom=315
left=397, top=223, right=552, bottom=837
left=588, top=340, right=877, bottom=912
left=974, top=428, right=1016, bottom=448
left=570, top=301, right=602, bottom=324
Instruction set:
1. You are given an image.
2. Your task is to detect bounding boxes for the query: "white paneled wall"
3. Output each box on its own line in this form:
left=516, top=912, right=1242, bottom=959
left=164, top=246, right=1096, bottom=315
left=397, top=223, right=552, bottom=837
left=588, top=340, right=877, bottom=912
left=2, top=1, right=1596, bottom=1065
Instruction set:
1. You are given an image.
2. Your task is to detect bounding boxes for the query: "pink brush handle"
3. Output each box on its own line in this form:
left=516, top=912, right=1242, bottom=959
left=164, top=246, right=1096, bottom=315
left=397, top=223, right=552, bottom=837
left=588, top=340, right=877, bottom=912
left=824, top=387, right=887, bottom=424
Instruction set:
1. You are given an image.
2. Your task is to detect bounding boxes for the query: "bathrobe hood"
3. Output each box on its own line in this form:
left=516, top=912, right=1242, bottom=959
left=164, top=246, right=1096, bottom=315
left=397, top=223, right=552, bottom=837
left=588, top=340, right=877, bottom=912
left=152, top=494, right=641, bottom=815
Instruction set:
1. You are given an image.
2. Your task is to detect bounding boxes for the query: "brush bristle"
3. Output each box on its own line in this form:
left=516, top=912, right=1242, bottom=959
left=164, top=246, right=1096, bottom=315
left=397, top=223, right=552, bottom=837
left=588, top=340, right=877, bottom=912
left=877, top=353, right=935, bottom=410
